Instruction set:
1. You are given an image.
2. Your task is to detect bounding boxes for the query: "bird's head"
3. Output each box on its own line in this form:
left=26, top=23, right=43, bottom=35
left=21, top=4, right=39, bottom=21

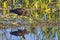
left=20, top=8, right=30, bottom=16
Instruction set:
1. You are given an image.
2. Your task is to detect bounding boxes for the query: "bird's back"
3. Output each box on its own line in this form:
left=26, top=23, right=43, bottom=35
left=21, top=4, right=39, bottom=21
left=10, top=8, right=29, bottom=16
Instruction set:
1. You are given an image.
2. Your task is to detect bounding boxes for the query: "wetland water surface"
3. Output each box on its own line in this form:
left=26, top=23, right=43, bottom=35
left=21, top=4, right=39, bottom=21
left=0, top=26, right=58, bottom=40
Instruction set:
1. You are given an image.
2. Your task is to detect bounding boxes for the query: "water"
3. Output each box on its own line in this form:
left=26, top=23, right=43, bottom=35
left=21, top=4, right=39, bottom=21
left=0, top=13, right=59, bottom=40
left=0, top=26, right=59, bottom=40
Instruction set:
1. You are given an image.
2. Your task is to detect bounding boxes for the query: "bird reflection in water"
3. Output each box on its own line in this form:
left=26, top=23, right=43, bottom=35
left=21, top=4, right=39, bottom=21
left=10, top=29, right=28, bottom=36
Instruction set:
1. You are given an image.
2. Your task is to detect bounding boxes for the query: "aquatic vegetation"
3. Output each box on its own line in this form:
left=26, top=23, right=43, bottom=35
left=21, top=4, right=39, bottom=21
left=0, top=0, right=60, bottom=40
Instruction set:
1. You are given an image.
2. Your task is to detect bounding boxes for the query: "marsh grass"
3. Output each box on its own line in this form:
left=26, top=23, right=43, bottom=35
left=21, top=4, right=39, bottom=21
left=0, top=0, right=60, bottom=40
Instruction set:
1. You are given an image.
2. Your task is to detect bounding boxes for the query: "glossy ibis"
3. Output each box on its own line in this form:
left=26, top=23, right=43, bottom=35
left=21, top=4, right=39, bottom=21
left=2, top=0, right=7, bottom=2
left=10, top=8, right=29, bottom=16
left=10, top=29, right=28, bottom=36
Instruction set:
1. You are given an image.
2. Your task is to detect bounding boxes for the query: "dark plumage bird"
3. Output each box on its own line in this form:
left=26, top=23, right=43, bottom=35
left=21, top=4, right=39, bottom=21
left=2, top=0, right=7, bottom=2
left=10, top=8, right=29, bottom=16
left=10, top=29, right=28, bottom=36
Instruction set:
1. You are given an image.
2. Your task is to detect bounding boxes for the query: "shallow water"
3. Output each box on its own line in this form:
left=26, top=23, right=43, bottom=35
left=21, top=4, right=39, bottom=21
left=0, top=26, right=59, bottom=40
left=0, top=13, right=59, bottom=40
